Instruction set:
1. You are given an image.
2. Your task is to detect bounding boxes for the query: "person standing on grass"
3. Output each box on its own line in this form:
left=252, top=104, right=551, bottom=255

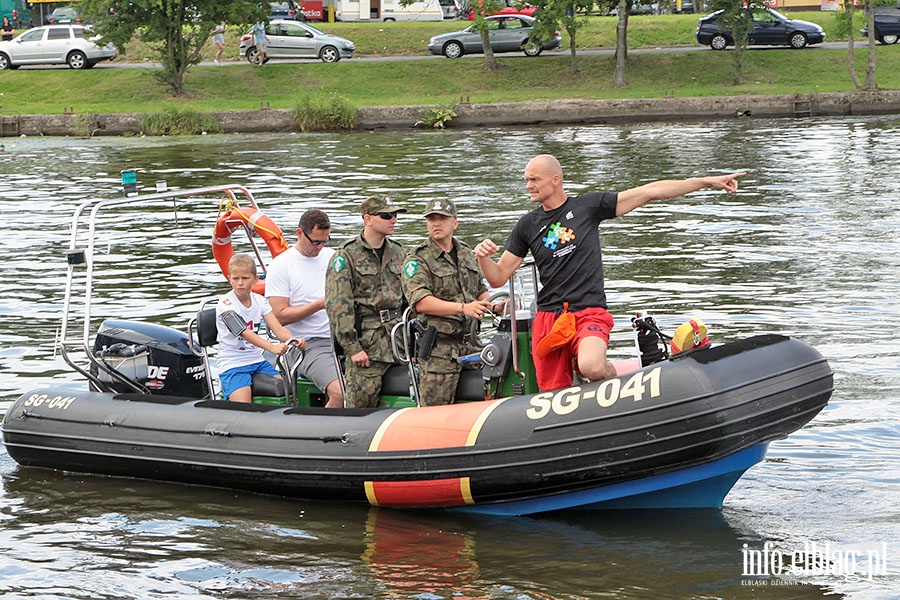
left=1, top=17, right=14, bottom=42
left=251, top=20, right=269, bottom=66
left=211, top=22, right=226, bottom=65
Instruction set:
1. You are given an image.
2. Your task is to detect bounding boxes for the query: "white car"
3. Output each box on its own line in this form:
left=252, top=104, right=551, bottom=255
left=239, top=20, right=355, bottom=64
left=0, top=25, right=117, bottom=70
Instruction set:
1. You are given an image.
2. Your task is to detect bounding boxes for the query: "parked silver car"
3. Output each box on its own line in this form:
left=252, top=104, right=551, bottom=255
left=0, top=25, right=117, bottom=70
left=427, top=14, right=560, bottom=58
left=239, top=20, right=355, bottom=64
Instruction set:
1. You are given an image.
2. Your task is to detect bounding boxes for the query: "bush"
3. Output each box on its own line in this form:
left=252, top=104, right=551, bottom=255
left=140, top=109, right=222, bottom=135
left=294, top=91, right=357, bottom=132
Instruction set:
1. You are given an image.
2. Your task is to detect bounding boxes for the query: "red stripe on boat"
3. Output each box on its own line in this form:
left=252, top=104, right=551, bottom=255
left=365, top=477, right=474, bottom=506
left=369, top=400, right=506, bottom=452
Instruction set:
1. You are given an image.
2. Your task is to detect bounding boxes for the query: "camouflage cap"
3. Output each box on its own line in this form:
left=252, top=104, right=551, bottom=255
left=360, top=195, right=406, bottom=215
left=423, top=199, right=457, bottom=218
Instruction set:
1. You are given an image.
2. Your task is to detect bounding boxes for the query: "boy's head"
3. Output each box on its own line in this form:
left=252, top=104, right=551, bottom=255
left=228, top=254, right=258, bottom=279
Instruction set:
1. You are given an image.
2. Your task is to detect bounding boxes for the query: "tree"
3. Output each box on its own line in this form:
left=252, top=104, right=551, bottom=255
left=706, top=0, right=758, bottom=85
left=822, top=0, right=888, bottom=91
left=612, top=0, right=629, bottom=86
left=416, top=0, right=505, bottom=69
left=79, top=0, right=263, bottom=95
left=860, top=0, right=889, bottom=90
left=465, top=0, right=508, bottom=70
left=528, top=0, right=595, bottom=73
left=835, top=2, right=864, bottom=89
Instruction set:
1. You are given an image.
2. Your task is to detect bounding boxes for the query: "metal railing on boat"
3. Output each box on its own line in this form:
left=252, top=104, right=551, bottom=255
left=58, top=184, right=265, bottom=395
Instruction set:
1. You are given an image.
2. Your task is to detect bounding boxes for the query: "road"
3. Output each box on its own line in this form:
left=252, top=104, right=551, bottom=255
left=93, top=40, right=858, bottom=69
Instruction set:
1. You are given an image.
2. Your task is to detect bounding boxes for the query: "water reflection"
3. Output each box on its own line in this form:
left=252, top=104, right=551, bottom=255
left=0, top=465, right=840, bottom=599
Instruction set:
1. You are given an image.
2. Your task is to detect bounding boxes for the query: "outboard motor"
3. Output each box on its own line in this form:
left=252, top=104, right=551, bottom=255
left=91, top=319, right=206, bottom=398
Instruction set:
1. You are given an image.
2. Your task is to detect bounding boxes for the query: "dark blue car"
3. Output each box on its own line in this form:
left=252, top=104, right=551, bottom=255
left=861, top=7, right=900, bottom=45
left=696, top=8, right=825, bottom=50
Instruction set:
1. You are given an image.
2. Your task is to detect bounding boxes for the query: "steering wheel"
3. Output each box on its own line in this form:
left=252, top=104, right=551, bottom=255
left=470, top=291, right=511, bottom=349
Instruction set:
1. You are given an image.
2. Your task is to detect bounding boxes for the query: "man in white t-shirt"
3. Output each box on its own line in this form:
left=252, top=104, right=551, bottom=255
left=266, top=209, right=343, bottom=408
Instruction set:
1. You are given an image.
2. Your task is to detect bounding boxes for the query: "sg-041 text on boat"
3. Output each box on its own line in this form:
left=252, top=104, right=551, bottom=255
left=21, top=394, right=77, bottom=411
left=525, top=367, right=662, bottom=420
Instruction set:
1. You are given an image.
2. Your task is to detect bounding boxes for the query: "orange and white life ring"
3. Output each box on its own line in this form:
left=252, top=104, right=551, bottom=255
left=212, top=205, right=289, bottom=295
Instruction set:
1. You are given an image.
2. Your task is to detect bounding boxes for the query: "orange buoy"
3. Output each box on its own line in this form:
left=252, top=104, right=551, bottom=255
left=212, top=206, right=289, bottom=294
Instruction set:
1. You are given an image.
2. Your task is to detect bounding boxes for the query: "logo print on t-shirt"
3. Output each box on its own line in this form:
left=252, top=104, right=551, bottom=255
left=542, top=222, right=576, bottom=250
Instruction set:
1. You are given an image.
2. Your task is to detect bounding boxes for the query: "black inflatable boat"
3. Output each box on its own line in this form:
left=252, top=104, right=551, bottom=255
left=0, top=183, right=833, bottom=515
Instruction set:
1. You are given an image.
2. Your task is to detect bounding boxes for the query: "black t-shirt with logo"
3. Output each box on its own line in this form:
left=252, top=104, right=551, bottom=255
left=505, top=192, right=618, bottom=312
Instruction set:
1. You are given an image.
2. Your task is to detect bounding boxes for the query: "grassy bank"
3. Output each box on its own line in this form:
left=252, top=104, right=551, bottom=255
left=2, top=14, right=896, bottom=118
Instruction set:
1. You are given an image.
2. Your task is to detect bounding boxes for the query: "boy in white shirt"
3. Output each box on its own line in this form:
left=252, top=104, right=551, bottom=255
left=216, top=254, right=306, bottom=403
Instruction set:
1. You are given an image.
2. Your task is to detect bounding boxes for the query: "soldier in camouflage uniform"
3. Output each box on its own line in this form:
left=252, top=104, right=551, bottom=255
left=402, top=199, right=493, bottom=406
left=325, top=196, right=407, bottom=409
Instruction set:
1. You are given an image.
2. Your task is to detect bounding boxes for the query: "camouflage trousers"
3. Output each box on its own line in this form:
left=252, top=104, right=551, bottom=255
left=344, top=360, right=394, bottom=409
left=416, top=339, right=471, bottom=406
left=417, top=356, right=461, bottom=406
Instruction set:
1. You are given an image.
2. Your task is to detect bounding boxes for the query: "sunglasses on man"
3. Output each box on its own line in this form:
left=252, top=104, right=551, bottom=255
left=371, top=212, right=398, bottom=221
left=302, top=230, right=330, bottom=247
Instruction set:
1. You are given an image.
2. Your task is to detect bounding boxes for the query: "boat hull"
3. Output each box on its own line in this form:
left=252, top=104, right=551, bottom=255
left=2, top=334, right=832, bottom=514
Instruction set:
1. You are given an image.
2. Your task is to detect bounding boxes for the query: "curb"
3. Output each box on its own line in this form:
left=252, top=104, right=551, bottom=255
left=2, top=90, right=899, bottom=137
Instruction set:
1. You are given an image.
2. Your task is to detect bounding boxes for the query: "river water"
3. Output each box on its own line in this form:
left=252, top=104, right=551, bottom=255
left=0, top=116, right=898, bottom=599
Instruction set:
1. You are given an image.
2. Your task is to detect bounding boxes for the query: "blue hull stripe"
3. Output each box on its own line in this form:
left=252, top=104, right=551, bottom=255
left=453, top=443, right=770, bottom=516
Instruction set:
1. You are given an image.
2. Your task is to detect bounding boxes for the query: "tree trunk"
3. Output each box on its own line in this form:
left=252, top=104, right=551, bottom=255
left=846, top=11, right=861, bottom=89
left=480, top=28, right=499, bottom=70
left=733, top=43, right=743, bottom=85
left=612, top=0, right=628, bottom=88
left=865, top=1, right=877, bottom=90
left=568, top=25, right=578, bottom=73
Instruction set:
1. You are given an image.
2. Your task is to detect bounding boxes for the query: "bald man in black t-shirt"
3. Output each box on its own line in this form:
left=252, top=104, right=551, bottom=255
left=475, top=154, right=744, bottom=391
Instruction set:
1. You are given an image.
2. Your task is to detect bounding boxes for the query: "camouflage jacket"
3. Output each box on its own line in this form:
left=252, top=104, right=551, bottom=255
left=325, top=230, right=406, bottom=361
left=402, top=237, right=487, bottom=337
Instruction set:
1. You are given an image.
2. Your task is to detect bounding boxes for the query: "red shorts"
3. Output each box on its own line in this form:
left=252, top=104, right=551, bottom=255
left=531, top=307, right=614, bottom=391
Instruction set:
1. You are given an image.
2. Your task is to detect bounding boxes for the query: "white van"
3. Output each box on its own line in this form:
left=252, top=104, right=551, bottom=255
left=332, top=0, right=445, bottom=21
left=439, top=0, right=461, bottom=18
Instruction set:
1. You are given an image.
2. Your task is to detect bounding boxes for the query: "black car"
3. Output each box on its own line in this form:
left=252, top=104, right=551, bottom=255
left=860, top=6, right=900, bottom=45
left=695, top=8, right=825, bottom=50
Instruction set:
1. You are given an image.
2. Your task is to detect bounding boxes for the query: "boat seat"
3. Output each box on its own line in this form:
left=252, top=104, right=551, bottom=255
left=455, top=366, right=485, bottom=402
left=251, top=372, right=286, bottom=397
left=196, top=307, right=218, bottom=348
left=331, top=337, right=410, bottom=398
left=381, top=363, right=485, bottom=402
left=381, top=364, right=412, bottom=397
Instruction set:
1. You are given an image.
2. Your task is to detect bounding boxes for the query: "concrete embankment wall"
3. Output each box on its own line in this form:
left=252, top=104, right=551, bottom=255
left=3, top=90, right=899, bottom=137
